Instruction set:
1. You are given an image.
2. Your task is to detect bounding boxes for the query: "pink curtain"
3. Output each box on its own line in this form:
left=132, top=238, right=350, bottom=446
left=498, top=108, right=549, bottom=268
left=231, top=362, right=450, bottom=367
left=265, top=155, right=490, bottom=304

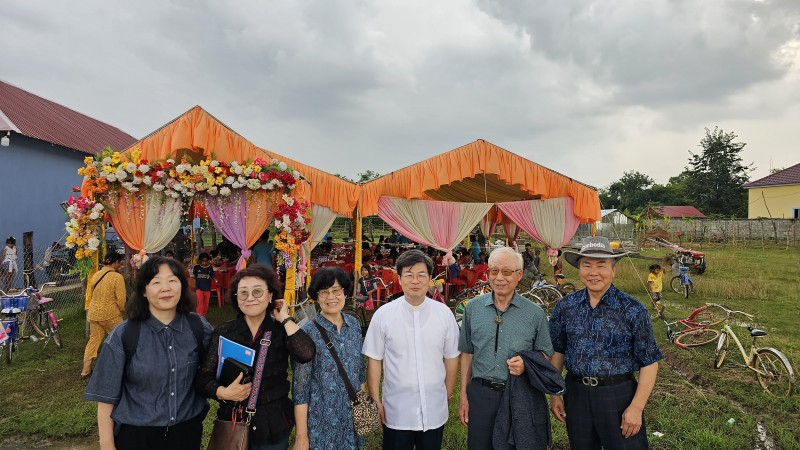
left=479, top=206, right=500, bottom=240
left=502, top=214, right=521, bottom=243
left=377, top=197, right=493, bottom=252
left=497, top=198, right=580, bottom=249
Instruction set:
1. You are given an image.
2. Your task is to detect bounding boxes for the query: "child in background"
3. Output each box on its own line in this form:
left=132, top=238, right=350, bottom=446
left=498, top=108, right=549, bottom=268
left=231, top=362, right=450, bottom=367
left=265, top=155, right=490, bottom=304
left=647, top=264, right=663, bottom=307
left=192, top=253, right=214, bottom=316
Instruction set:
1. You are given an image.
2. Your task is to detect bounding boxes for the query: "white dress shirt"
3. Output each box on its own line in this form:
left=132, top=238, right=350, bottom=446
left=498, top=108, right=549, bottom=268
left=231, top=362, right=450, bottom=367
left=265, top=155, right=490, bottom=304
left=362, top=296, right=460, bottom=431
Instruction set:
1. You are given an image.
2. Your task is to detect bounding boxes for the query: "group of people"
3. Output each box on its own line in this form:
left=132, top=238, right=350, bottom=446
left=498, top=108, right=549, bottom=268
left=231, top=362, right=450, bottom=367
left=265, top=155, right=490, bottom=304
left=80, top=235, right=662, bottom=450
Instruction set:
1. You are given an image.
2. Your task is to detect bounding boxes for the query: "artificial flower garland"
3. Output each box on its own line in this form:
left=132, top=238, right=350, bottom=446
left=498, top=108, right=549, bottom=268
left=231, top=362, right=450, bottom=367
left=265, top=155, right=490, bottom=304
left=64, top=196, right=104, bottom=279
left=68, top=147, right=309, bottom=278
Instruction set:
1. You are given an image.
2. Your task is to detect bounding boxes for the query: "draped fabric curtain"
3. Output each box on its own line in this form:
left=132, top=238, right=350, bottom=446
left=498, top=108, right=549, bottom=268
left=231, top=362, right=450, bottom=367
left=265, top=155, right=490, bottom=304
left=502, top=215, right=521, bottom=244
left=203, top=189, right=277, bottom=270
left=497, top=197, right=580, bottom=249
left=143, top=190, right=183, bottom=253
left=377, top=197, right=493, bottom=252
left=300, top=204, right=339, bottom=287
left=479, top=205, right=501, bottom=240
left=108, top=192, right=145, bottom=252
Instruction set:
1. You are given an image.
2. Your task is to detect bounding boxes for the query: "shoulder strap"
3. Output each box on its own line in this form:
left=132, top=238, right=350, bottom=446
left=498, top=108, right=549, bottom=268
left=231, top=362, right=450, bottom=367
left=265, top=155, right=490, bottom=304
left=313, top=320, right=358, bottom=402
left=186, top=312, right=205, bottom=354
left=245, top=330, right=272, bottom=419
left=122, top=320, right=141, bottom=366
left=91, top=269, right=114, bottom=293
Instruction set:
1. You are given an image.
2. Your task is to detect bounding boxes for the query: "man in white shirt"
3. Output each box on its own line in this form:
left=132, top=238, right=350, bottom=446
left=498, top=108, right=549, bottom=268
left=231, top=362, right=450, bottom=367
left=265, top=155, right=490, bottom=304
left=363, top=249, right=460, bottom=450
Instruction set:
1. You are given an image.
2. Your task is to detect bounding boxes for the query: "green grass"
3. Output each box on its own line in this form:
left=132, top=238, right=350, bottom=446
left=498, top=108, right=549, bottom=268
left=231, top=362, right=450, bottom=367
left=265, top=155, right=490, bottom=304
left=2, top=244, right=800, bottom=449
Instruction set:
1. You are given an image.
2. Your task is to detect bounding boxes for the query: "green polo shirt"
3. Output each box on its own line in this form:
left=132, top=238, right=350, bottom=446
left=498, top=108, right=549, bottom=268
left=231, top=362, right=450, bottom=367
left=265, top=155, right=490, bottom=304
left=458, top=292, right=554, bottom=383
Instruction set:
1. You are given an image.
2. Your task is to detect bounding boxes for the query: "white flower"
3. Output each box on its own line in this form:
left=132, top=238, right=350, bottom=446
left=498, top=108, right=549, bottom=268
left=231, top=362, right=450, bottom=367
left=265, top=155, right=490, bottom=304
left=278, top=162, right=288, bottom=171
left=102, top=157, right=112, bottom=165
left=70, top=219, right=79, bottom=227
left=167, top=159, right=175, bottom=164
left=88, top=237, right=100, bottom=248
left=247, top=179, right=261, bottom=190
left=274, top=180, right=284, bottom=187
left=125, top=163, right=137, bottom=173
left=93, top=203, right=104, bottom=211
left=156, top=170, right=165, bottom=178
left=237, top=176, right=246, bottom=184
left=225, top=176, right=235, bottom=184
left=121, top=182, right=133, bottom=191
left=233, top=165, right=243, bottom=175
left=266, top=180, right=276, bottom=189
left=89, top=211, right=100, bottom=220
left=207, top=186, right=219, bottom=196
left=65, top=242, right=76, bottom=249
left=185, top=191, right=195, bottom=197
left=132, top=177, right=143, bottom=185
left=243, top=167, right=253, bottom=176
left=138, top=164, right=150, bottom=173
left=116, top=169, right=127, bottom=181
left=220, top=187, right=231, bottom=196
left=67, top=205, right=77, bottom=214
left=106, top=174, right=117, bottom=182
left=210, top=160, right=220, bottom=167
left=168, top=191, right=180, bottom=198
left=288, top=183, right=296, bottom=190
left=176, top=165, right=187, bottom=174
left=152, top=183, right=165, bottom=192
left=274, top=219, right=282, bottom=228
left=129, top=186, right=140, bottom=192
left=293, top=170, right=301, bottom=179
left=173, top=184, right=185, bottom=192
left=185, top=182, right=195, bottom=190
left=282, top=194, right=294, bottom=206
left=143, top=177, right=153, bottom=186
left=271, top=159, right=278, bottom=165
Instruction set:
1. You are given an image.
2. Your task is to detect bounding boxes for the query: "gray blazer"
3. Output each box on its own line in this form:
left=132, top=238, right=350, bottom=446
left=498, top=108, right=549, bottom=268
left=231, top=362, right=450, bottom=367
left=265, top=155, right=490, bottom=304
left=493, top=350, right=565, bottom=450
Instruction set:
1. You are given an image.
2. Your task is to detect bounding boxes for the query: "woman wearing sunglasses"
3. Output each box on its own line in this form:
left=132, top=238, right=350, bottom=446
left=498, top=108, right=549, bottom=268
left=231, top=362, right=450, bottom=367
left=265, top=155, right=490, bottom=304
left=196, top=264, right=316, bottom=450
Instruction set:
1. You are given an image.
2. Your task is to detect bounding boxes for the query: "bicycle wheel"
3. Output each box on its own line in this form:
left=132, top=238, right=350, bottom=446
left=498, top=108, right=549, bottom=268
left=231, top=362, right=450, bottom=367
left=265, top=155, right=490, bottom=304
left=559, top=283, right=576, bottom=295
left=535, top=287, right=562, bottom=311
left=453, top=299, right=469, bottom=328
left=342, top=306, right=367, bottom=337
left=689, top=304, right=726, bottom=327
left=49, top=314, right=63, bottom=348
left=753, top=348, right=795, bottom=398
left=670, top=276, right=682, bottom=294
left=674, top=328, right=720, bottom=348
left=714, top=332, right=729, bottom=369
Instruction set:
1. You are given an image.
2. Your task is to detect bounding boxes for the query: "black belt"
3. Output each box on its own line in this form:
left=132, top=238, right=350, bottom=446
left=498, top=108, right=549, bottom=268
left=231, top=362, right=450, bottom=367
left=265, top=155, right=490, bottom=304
left=567, top=372, right=634, bottom=387
left=474, top=378, right=506, bottom=391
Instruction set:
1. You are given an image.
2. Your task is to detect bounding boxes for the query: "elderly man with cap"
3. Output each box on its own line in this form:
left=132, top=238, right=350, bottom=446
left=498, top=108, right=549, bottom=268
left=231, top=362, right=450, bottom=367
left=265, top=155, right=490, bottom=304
left=549, top=237, right=662, bottom=450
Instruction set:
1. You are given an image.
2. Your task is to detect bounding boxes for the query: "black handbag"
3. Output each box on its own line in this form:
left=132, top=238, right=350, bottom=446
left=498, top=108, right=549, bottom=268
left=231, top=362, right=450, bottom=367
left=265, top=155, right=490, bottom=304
left=313, top=321, right=381, bottom=437
left=207, top=330, right=272, bottom=450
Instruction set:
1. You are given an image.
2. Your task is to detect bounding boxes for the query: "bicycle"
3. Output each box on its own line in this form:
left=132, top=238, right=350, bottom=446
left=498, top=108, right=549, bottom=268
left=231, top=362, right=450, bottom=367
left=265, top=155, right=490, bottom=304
left=19, top=283, right=63, bottom=349
left=520, top=274, right=568, bottom=315
left=288, top=295, right=318, bottom=328
left=452, top=281, right=491, bottom=327
left=652, top=302, right=725, bottom=348
left=712, top=304, right=795, bottom=398
left=670, top=265, right=694, bottom=299
left=342, top=279, right=394, bottom=337
left=1, top=291, right=29, bottom=363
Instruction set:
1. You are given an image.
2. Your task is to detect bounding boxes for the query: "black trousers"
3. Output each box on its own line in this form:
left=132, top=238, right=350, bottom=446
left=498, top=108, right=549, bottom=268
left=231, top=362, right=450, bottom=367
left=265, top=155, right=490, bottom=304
left=466, top=379, right=504, bottom=450
left=115, top=415, right=203, bottom=450
left=382, top=424, right=444, bottom=450
left=564, top=377, right=649, bottom=450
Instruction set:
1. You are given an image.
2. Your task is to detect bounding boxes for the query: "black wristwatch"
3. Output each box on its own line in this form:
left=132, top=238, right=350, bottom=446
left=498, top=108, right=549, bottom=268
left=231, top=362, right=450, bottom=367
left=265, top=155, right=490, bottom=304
left=281, top=316, right=296, bottom=326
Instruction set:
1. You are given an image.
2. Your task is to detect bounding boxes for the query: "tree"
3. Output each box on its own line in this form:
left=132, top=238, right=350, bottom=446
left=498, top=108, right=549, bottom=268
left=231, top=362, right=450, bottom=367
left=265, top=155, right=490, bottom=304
left=334, top=170, right=381, bottom=183
left=599, top=171, right=655, bottom=213
left=683, top=127, right=752, bottom=217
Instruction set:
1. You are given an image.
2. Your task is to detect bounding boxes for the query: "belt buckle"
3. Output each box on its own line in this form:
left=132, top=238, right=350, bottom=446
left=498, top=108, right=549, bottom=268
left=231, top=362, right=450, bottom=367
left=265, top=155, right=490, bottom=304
left=490, top=381, right=505, bottom=390
left=582, top=376, right=599, bottom=387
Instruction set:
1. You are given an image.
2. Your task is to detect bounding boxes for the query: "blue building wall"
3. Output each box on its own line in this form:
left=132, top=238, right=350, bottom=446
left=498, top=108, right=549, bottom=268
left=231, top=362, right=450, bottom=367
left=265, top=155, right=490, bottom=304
left=0, top=134, right=86, bottom=266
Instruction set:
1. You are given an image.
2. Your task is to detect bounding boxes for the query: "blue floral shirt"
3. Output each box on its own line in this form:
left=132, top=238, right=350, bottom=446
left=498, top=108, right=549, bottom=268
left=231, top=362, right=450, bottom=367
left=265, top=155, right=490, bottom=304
left=293, top=313, right=365, bottom=450
left=549, top=285, right=663, bottom=377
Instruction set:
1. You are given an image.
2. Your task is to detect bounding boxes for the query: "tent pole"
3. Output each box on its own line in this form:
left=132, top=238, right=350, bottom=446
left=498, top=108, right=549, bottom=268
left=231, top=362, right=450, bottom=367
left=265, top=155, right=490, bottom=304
left=354, top=203, right=363, bottom=295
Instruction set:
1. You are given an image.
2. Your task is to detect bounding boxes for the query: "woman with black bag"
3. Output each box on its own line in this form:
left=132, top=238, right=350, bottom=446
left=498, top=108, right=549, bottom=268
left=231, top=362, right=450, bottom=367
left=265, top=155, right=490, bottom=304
left=292, top=267, right=369, bottom=450
left=196, top=264, right=316, bottom=450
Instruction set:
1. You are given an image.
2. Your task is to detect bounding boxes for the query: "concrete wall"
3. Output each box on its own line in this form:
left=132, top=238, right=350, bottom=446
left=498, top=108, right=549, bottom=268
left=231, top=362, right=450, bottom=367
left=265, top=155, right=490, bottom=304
left=0, top=134, right=85, bottom=257
left=652, top=218, right=799, bottom=246
left=747, top=185, right=800, bottom=219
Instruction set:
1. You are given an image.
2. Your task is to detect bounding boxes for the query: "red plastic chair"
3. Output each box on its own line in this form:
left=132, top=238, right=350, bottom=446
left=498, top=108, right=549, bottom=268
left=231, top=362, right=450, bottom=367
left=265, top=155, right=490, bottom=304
left=211, top=278, right=225, bottom=307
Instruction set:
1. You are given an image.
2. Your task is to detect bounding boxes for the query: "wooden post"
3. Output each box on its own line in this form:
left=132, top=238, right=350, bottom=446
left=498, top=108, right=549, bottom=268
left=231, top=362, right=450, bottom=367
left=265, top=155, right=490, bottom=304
left=23, top=231, right=35, bottom=287
left=354, top=204, right=363, bottom=296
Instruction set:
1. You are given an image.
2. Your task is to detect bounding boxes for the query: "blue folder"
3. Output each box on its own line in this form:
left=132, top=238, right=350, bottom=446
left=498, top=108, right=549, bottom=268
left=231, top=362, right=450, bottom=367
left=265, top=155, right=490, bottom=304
left=216, top=336, right=256, bottom=380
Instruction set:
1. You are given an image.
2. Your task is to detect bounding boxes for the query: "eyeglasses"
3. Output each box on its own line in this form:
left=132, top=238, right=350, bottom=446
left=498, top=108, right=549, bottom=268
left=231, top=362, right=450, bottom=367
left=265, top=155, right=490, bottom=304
left=236, top=288, right=267, bottom=301
left=401, top=272, right=430, bottom=281
left=488, top=268, right=522, bottom=277
left=318, top=286, right=344, bottom=299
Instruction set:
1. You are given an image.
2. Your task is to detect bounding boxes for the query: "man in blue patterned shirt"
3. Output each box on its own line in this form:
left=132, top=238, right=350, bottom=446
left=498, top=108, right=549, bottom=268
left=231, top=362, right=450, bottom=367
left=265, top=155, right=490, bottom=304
left=549, top=237, right=662, bottom=450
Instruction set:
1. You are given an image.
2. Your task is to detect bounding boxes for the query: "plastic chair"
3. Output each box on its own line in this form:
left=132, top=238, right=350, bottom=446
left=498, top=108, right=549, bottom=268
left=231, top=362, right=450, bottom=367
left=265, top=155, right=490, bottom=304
left=211, top=278, right=225, bottom=307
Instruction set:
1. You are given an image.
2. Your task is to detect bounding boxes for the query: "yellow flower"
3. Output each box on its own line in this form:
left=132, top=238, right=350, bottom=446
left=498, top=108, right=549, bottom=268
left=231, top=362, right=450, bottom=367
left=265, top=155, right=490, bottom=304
left=131, top=148, right=142, bottom=165
left=253, top=166, right=262, bottom=173
left=111, top=152, right=121, bottom=164
left=214, top=167, right=223, bottom=174
left=169, top=169, right=177, bottom=177
left=102, top=165, right=114, bottom=174
left=76, top=249, right=85, bottom=259
left=84, top=157, right=94, bottom=165
left=216, top=176, right=224, bottom=186
left=66, top=236, right=75, bottom=244
left=200, top=159, right=210, bottom=166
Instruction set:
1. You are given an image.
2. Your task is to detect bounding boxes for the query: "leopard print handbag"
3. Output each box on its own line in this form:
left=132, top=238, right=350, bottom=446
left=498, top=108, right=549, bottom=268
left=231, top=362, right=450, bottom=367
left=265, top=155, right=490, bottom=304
left=313, top=321, right=381, bottom=437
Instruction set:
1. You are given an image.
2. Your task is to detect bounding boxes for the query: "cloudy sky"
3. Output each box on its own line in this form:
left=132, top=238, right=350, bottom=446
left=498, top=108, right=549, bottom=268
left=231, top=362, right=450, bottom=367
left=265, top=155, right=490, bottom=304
left=4, top=0, right=799, bottom=192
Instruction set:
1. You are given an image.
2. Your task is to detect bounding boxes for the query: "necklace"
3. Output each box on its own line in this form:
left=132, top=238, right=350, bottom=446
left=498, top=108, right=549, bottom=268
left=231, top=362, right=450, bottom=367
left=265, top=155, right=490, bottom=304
left=493, top=304, right=508, bottom=353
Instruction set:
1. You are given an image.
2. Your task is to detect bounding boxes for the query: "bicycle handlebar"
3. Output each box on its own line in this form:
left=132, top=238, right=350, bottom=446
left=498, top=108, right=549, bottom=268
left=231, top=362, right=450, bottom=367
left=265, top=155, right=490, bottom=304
left=705, top=303, right=755, bottom=319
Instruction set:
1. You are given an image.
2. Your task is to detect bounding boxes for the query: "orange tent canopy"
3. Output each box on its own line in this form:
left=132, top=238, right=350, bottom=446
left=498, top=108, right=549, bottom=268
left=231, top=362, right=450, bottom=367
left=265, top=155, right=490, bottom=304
left=119, top=106, right=358, bottom=216
left=360, top=140, right=601, bottom=223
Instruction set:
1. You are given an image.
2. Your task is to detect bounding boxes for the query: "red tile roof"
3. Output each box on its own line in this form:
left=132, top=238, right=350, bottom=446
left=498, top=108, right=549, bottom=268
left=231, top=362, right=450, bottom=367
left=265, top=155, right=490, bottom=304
left=743, top=162, right=800, bottom=188
left=0, top=80, right=137, bottom=155
left=651, top=206, right=706, bottom=218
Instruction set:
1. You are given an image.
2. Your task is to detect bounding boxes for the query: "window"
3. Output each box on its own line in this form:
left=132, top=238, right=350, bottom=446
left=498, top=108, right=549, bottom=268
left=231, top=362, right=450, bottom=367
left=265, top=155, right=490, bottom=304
left=794, top=208, right=800, bottom=219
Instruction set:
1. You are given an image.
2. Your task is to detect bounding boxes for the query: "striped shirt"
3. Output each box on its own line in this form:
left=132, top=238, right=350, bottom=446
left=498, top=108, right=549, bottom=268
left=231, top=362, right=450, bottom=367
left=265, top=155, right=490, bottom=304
left=459, top=292, right=553, bottom=383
